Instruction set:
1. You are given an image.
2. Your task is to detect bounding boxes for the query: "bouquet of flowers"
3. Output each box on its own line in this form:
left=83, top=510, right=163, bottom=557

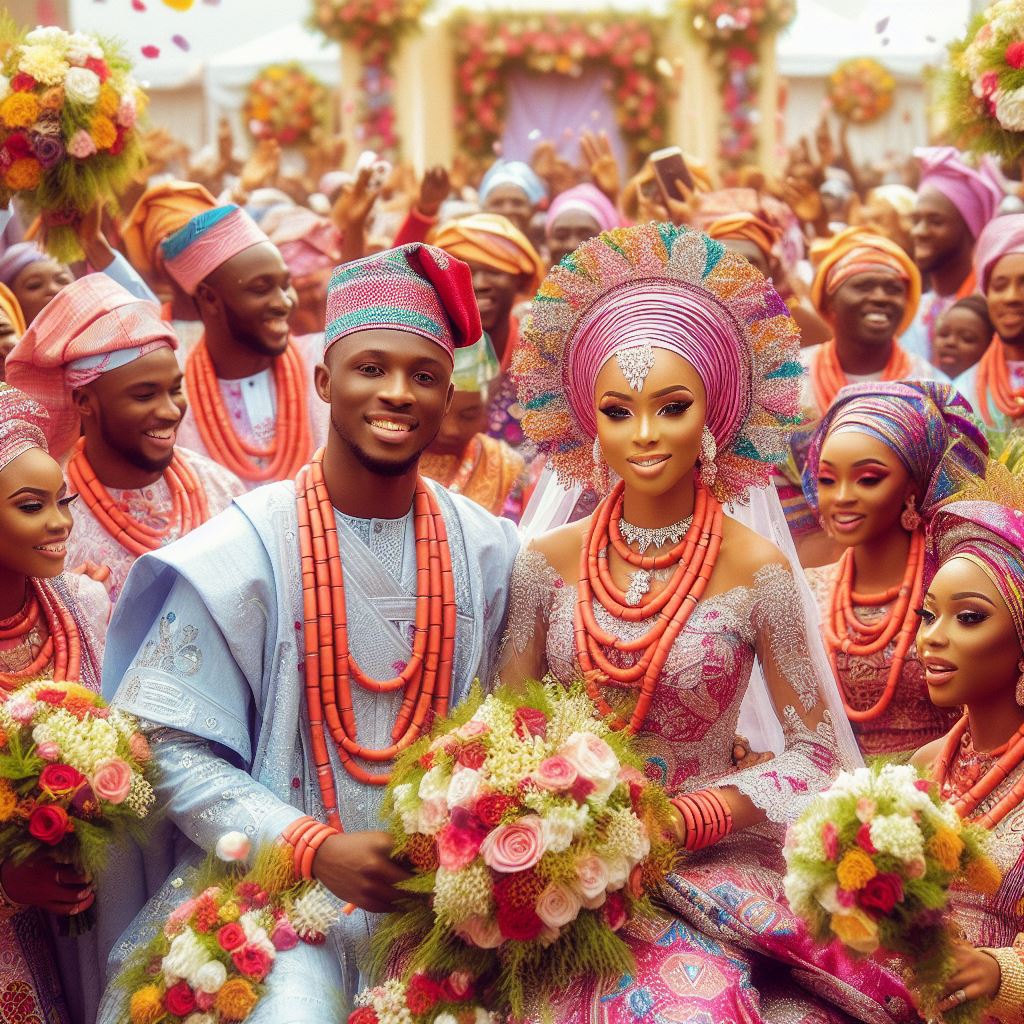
left=243, top=63, right=329, bottom=148
left=349, top=976, right=500, bottom=1024
left=0, top=20, right=147, bottom=262
left=784, top=764, right=1001, bottom=1023
left=827, top=58, right=895, bottom=124
left=0, top=679, right=157, bottom=931
left=118, top=833, right=343, bottom=1024
left=364, top=681, right=679, bottom=1018
left=942, top=0, right=1024, bottom=162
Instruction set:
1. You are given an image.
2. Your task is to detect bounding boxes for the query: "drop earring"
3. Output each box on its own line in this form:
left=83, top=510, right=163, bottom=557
left=900, top=495, right=921, bottom=532
left=591, top=436, right=610, bottom=494
left=699, top=427, right=718, bottom=490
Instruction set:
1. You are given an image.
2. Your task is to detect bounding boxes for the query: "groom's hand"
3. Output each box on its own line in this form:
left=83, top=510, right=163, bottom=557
left=312, top=831, right=411, bottom=914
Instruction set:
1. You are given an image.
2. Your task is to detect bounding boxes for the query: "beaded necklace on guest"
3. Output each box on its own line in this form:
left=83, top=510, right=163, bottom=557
left=575, top=479, right=723, bottom=734
left=811, top=341, right=911, bottom=414
left=933, top=715, right=1024, bottom=829
left=185, top=337, right=311, bottom=482
left=66, top=438, right=210, bottom=556
left=296, top=449, right=456, bottom=828
left=824, top=530, right=925, bottom=722
left=975, top=338, right=1024, bottom=425
left=0, top=580, right=81, bottom=692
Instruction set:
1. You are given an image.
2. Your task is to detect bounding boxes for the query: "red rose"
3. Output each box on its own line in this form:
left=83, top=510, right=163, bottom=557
left=108, top=125, right=127, bottom=157
left=39, top=764, right=86, bottom=797
left=603, top=890, right=628, bottom=931
left=5, top=133, right=32, bottom=160
left=405, top=973, right=442, bottom=1014
left=513, top=706, right=548, bottom=741
left=457, top=742, right=487, bottom=770
left=27, top=804, right=70, bottom=845
left=858, top=872, right=904, bottom=916
left=164, top=980, right=196, bottom=1016
left=348, top=1010, right=378, bottom=1024
left=475, top=793, right=519, bottom=827
left=856, top=823, right=876, bottom=854
left=216, top=922, right=246, bottom=951
left=418, top=750, right=435, bottom=770
left=10, top=73, right=36, bottom=92
left=232, top=944, right=272, bottom=981
left=569, top=776, right=596, bottom=804
left=496, top=899, right=543, bottom=941
left=1008, top=41, right=1024, bottom=69
left=85, top=57, right=111, bottom=82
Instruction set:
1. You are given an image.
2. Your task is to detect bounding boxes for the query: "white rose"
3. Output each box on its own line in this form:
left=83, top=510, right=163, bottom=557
left=214, top=831, right=251, bottom=862
left=26, top=26, right=67, bottom=45
left=63, top=66, right=101, bottom=106
left=238, top=911, right=276, bottom=958
left=996, top=86, right=1024, bottom=131
left=541, top=806, right=585, bottom=854
left=575, top=852, right=609, bottom=902
left=67, top=32, right=103, bottom=59
left=162, top=929, right=207, bottom=986
left=604, top=855, right=630, bottom=891
left=184, top=1015, right=217, bottom=1024
left=192, top=960, right=227, bottom=994
left=447, top=767, right=482, bottom=810
left=558, top=732, right=620, bottom=800
left=435, top=1015, right=459, bottom=1024
left=418, top=764, right=451, bottom=802
left=536, top=881, right=582, bottom=929
left=417, top=796, right=449, bottom=835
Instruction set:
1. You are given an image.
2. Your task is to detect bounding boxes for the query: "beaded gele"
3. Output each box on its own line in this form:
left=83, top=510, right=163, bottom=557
left=512, top=222, right=803, bottom=504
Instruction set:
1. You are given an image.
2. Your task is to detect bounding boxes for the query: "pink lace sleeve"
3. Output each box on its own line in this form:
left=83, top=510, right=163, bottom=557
left=493, top=546, right=560, bottom=688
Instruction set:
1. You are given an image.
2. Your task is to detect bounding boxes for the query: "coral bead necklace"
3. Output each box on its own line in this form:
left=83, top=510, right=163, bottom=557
left=811, top=341, right=911, bottom=414
left=186, top=337, right=311, bottom=482
left=975, top=338, right=1024, bottom=425
left=296, top=449, right=456, bottom=827
left=0, top=580, right=81, bottom=691
left=575, top=479, right=723, bottom=734
left=824, top=530, right=925, bottom=723
left=66, top=438, right=210, bottom=556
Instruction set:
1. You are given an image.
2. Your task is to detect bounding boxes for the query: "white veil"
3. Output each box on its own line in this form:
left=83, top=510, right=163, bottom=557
left=519, top=465, right=864, bottom=771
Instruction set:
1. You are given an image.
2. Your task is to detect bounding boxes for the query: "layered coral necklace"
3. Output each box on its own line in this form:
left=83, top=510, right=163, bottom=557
left=933, top=715, right=1024, bottom=829
left=824, top=530, right=925, bottom=722
left=66, top=439, right=210, bottom=556
left=296, top=449, right=456, bottom=825
left=575, top=480, right=723, bottom=734
left=0, top=581, right=81, bottom=691
left=186, top=338, right=311, bottom=482
left=975, top=338, right=1024, bottom=425
left=811, top=341, right=911, bottom=414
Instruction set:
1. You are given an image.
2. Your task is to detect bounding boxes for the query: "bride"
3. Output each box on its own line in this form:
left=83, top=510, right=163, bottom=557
left=501, top=222, right=914, bottom=1023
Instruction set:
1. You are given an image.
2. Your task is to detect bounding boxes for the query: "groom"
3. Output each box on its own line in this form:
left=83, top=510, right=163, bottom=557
left=96, top=244, right=520, bottom=1020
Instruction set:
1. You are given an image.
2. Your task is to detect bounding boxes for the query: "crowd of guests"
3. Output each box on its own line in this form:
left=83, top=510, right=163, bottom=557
left=0, top=107, right=1023, bottom=1022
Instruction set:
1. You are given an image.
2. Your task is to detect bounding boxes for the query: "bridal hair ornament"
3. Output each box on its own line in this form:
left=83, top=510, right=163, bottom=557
left=512, top=222, right=803, bottom=504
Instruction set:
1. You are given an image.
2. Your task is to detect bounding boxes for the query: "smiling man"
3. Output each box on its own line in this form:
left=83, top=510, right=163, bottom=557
left=4, top=275, right=243, bottom=598
left=97, top=244, right=519, bottom=1022
left=160, top=204, right=328, bottom=487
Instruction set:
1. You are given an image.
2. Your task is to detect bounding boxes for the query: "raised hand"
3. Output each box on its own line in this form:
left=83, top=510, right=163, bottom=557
left=238, top=138, right=281, bottom=194
left=333, top=165, right=379, bottom=263
left=417, top=165, right=450, bottom=219
left=580, top=130, right=621, bottom=201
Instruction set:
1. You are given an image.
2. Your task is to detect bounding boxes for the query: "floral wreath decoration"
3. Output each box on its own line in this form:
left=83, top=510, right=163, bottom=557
left=512, top=221, right=803, bottom=505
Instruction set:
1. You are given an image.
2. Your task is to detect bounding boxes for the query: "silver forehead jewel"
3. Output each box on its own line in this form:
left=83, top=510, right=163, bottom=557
left=615, top=341, right=656, bottom=392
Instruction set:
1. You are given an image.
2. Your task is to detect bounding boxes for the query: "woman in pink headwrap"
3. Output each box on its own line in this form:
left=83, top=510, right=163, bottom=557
left=544, top=183, right=624, bottom=268
left=0, top=383, right=107, bottom=1024
left=801, top=381, right=986, bottom=760
left=502, top=224, right=912, bottom=1023
left=910, top=499, right=1024, bottom=1020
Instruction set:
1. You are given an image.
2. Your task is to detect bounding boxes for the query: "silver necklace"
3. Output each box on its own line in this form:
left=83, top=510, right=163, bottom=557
left=618, top=514, right=693, bottom=607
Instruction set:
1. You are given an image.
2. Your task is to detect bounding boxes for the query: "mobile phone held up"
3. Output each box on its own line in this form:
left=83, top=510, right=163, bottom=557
left=650, top=146, right=695, bottom=209
left=356, top=149, right=391, bottom=193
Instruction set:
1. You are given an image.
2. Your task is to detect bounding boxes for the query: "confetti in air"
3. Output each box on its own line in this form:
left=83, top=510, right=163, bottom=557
left=131, top=0, right=146, bottom=9
left=875, top=16, right=890, bottom=33
left=141, top=44, right=160, bottom=58
left=161, top=0, right=196, bottom=9
left=172, top=34, right=189, bottom=50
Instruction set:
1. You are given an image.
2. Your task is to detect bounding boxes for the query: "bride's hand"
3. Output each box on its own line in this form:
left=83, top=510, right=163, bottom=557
left=934, top=943, right=1001, bottom=1014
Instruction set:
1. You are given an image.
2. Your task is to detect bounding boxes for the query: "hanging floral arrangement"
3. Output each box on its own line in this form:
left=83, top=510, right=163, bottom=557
left=681, top=0, right=796, bottom=43
left=827, top=58, right=895, bottom=125
left=940, top=0, right=1024, bottom=162
left=451, top=12, right=671, bottom=167
left=243, top=63, right=330, bottom=148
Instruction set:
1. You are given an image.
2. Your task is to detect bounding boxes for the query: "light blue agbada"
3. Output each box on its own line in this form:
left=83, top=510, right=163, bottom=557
left=92, top=478, right=519, bottom=1022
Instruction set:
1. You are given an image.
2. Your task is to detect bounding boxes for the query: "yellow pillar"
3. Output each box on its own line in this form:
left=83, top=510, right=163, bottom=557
left=663, top=16, right=721, bottom=178
left=338, top=40, right=363, bottom=160
left=757, top=30, right=781, bottom=176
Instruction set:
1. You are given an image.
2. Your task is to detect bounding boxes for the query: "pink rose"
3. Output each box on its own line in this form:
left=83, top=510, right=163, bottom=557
left=418, top=797, right=449, bottom=835
left=67, top=129, right=97, bottom=160
left=856, top=823, right=876, bottom=854
left=575, top=853, right=610, bottom=906
left=536, top=882, right=581, bottom=930
left=128, top=733, right=151, bottom=763
left=836, top=888, right=855, bottom=908
left=456, top=719, right=490, bottom=740
left=532, top=756, right=577, bottom=792
left=455, top=913, right=503, bottom=949
left=440, top=970, right=474, bottom=1000
left=513, top=706, right=548, bottom=741
left=855, top=798, right=876, bottom=823
left=822, top=822, right=839, bottom=861
left=558, top=732, right=620, bottom=798
left=271, top=917, right=299, bottom=950
left=195, top=991, right=215, bottom=1011
left=436, top=809, right=488, bottom=871
left=479, top=815, right=546, bottom=873
left=905, top=856, right=927, bottom=880
left=90, top=758, right=132, bottom=804
left=7, top=697, right=34, bottom=724
left=36, top=742, right=61, bottom=761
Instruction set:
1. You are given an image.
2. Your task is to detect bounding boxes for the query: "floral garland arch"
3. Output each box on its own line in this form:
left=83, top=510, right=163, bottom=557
left=310, top=0, right=432, bottom=155
left=451, top=12, right=672, bottom=167
left=243, top=63, right=330, bottom=147
left=677, top=0, right=796, bottom=171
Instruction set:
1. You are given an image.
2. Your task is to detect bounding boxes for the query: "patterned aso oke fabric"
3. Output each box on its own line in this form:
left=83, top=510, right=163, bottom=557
left=801, top=380, right=989, bottom=519
left=512, top=221, right=803, bottom=505
left=160, top=205, right=271, bottom=296
left=324, top=243, right=482, bottom=360
left=0, top=382, right=48, bottom=472
left=123, top=180, right=218, bottom=278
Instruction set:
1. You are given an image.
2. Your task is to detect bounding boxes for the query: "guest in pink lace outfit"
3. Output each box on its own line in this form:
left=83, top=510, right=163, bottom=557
left=502, top=224, right=913, bottom=1023
left=5, top=275, right=244, bottom=600
left=0, top=383, right=106, bottom=1024
left=801, top=381, right=986, bottom=759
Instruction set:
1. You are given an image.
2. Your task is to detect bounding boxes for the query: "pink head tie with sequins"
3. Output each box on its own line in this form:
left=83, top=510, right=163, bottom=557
left=0, top=382, right=48, bottom=473
left=566, top=279, right=746, bottom=447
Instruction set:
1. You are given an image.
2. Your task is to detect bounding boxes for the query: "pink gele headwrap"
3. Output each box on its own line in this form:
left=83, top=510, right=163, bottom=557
left=546, top=184, right=625, bottom=237
left=5, top=274, right=177, bottom=459
left=973, top=212, right=1024, bottom=293
left=565, top=279, right=746, bottom=447
left=0, top=382, right=48, bottom=473
left=160, top=204, right=271, bottom=296
left=915, top=147, right=1003, bottom=239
